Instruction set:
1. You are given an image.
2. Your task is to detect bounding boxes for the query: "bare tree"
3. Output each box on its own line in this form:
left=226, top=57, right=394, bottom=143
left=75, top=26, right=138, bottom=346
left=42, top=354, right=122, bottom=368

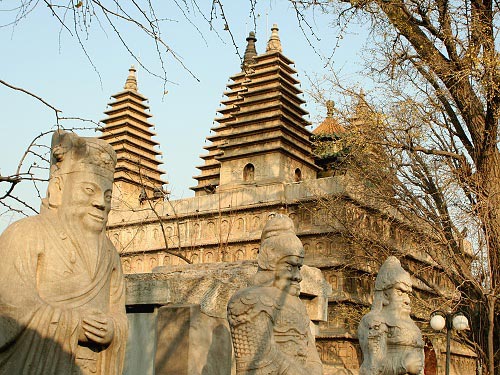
left=277, top=0, right=500, bottom=372
left=310, top=83, right=499, bottom=373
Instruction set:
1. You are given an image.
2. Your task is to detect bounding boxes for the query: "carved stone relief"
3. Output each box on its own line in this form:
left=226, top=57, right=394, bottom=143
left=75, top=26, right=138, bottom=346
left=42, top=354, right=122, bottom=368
left=316, top=340, right=360, bottom=370
left=149, top=255, right=158, bottom=271
left=179, top=222, right=187, bottom=242
left=204, top=251, right=214, bottom=263
left=251, top=215, right=260, bottom=230
left=123, top=259, right=132, bottom=273
left=207, top=221, right=216, bottom=238
left=236, top=217, right=244, bottom=232
left=221, top=219, right=230, bottom=235
left=234, top=249, right=244, bottom=261
left=250, top=247, right=259, bottom=259
left=164, top=255, right=171, bottom=266
left=192, top=223, right=201, bottom=239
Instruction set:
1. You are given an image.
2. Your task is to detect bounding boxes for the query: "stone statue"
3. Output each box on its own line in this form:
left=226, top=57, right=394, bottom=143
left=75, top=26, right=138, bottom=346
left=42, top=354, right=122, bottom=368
left=227, top=214, right=323, bottom=374
left=358, top=256, right=424, bottom=375
left=0, top=131, right=128, bottom=374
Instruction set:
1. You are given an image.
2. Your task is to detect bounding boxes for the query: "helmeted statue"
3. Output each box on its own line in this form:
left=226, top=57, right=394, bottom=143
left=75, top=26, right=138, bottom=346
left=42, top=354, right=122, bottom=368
left=0, top=130, right=128, bottom=374
left=358, top=256, right=424, bottom=375
left=227, top=214, right=323, bottom=374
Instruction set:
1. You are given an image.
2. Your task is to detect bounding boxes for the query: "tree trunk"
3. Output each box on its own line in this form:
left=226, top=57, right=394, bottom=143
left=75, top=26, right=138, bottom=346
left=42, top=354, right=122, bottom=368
left=487, top=295, right=495, bottom=375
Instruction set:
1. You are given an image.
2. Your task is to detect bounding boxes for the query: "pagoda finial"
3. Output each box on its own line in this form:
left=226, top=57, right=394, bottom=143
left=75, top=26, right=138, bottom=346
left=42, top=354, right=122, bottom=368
left=266, top=24, right=282, bottom=53
left=241, top=31, right=258, bottom=71
left=356, top=88, right=369, bottom=111
left=124, top=65, right=138, bottom=91
left=326, top=100, right=335, bottom=117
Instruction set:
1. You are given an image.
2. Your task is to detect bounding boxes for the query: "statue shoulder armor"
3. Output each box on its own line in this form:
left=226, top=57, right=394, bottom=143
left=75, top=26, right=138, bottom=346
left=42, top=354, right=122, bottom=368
left=228, top=286, right=281, bottom=325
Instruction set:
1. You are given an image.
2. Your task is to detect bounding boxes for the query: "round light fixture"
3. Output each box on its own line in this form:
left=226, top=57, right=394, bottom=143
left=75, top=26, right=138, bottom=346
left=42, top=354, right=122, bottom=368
left=430, top=314, right=446, bottom=331
left=452, top=314, right=470, bottom=331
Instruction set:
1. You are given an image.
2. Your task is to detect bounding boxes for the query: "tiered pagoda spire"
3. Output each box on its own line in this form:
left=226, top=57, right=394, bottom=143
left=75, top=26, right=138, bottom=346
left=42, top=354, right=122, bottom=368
left=192, top=25, right=319, bottom=195
left=100, top=66, right=166, bottom=199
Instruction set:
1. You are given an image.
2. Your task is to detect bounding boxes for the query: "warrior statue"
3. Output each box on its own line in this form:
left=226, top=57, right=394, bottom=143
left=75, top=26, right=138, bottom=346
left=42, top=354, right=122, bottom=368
left=358, top=256, right=424, bottom=375
left=227, top=214, right=323, bottom=374
left=0, top=130, right=128, bottom=374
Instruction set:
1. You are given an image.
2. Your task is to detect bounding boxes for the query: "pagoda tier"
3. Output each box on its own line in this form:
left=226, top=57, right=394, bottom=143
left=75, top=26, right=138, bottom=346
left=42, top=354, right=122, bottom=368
left=192, top=25, right=319, bottom=195
left=100, top=66, right=166, bottom=194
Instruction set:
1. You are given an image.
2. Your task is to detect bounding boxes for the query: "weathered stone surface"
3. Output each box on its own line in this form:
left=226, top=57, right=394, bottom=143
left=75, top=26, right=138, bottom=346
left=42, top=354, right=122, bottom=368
left=155, top=305, right=232, bottom=375
left=135, top=260, right=331, bottom=322
left=227, top=214, right=324, bottom=374
left=125, top=278, right=172, bottom=306
left=125, top=308, right=157, bottom=375
left=0, top=130, right=127, bottom=374
left=358, top=256, right=424, bottom=375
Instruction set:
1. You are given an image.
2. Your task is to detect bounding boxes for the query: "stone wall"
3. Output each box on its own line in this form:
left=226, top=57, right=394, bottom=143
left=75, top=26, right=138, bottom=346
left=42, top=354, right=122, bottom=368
left=123, top=261, right=331, bottom=375
left=112, top=175, right=474, bottom=374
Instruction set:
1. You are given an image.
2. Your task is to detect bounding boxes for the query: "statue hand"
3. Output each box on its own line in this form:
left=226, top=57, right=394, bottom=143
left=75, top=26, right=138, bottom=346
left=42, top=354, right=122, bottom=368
left=81, top=310, right=115, bottom=346
left=403, top=351, right=423, bottom=375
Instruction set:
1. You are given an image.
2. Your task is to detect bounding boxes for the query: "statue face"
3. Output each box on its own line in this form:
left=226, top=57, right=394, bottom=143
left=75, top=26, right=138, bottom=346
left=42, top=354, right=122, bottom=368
left=59, top=171, right=113, bottom=233
left=274, top=255, right=303, bottom=297
left=383, top=282, right=412, bottom=317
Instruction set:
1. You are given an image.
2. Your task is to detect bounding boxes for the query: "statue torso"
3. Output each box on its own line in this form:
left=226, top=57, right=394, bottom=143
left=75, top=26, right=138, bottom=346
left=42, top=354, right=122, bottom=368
left=228, top=285, right=311, bottom=373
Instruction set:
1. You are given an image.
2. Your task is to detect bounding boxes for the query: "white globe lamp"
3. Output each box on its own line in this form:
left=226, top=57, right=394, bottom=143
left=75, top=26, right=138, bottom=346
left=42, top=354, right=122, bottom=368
left=430, top=314, right=446, bottom=331
left=452, top=314, right=470, bottom=331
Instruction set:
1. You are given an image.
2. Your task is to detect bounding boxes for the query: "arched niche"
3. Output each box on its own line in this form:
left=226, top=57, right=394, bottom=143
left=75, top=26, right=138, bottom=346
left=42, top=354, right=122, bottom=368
left=243, top=163, right=255, bottom=182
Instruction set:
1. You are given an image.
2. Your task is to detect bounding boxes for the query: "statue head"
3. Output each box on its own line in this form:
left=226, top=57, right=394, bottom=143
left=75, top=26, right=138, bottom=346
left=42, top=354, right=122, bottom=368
left=44, top=130, right=117, bottom=234
left=373, top=256, right=413, bottom=318
left=255, top=214, right=304, bottom=296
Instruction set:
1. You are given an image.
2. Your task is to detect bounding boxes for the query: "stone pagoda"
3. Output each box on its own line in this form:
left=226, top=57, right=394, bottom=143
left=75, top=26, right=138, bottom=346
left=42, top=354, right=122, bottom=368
left=192, top=25, right=319, bottom=195
left=99, top=66, right=166, bottom=209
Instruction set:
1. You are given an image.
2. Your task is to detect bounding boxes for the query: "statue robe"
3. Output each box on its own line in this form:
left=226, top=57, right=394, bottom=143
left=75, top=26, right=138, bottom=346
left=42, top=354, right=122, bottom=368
left=358, top=311, right=424, bottom=375
left=0, top=212, right=128, bottom=375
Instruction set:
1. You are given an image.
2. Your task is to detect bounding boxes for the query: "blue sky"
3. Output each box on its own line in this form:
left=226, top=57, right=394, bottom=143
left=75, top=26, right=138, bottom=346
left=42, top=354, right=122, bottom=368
left=0, top=1, right=369, bottom=230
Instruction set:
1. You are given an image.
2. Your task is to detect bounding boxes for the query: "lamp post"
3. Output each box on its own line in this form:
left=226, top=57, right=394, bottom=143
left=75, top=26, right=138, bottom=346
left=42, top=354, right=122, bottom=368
left=430, top=310, right=470, bottom=375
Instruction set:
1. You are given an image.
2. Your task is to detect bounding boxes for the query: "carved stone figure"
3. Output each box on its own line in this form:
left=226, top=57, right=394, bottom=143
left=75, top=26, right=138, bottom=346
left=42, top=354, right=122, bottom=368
left=227, top=214, right=323, bottom=374
left=0, top=131, right=128, bottom=374
left=358, top=256, right=424, bottom=375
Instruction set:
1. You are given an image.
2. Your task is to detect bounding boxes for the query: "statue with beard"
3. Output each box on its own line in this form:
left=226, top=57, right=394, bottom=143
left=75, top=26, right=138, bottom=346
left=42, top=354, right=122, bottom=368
left=358, top=256, right=424, bottom=375
left=227, top=214, right=322, bottom=375
left=0, top=131, right=128, bottom=374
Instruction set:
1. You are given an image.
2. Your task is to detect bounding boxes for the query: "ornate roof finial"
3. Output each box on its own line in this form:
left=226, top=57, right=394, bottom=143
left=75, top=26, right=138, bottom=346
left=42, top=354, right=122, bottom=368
left=241, top=31, right=258, bottom=71
left=124, top=65, right=138, bottom=91
left=266, top=24, right=282, bottom=53
left=326, top=100, right=335, bottom=118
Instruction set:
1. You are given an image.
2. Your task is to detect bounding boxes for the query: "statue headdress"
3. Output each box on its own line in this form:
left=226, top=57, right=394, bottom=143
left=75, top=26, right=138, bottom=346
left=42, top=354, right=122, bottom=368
left=257, top=214, right=304, bottom=271
left=49, top=130, right=116, bottom=181
left=374, top=256, right=412, bottom=291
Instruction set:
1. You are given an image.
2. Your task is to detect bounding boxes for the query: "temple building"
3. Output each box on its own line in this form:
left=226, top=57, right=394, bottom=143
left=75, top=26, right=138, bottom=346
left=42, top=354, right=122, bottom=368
left=100, top=26, right=476, bottom=375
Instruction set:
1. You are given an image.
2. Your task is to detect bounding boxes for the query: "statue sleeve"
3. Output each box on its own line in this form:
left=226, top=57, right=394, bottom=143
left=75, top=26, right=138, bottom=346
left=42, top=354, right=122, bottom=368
left=358, top=315, right=388, bottom=375
left=305, top=325, right=323, bottom=374
left=0, top=217, right=80, bottom=373
left=97, top=241, right=128, bottom=375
